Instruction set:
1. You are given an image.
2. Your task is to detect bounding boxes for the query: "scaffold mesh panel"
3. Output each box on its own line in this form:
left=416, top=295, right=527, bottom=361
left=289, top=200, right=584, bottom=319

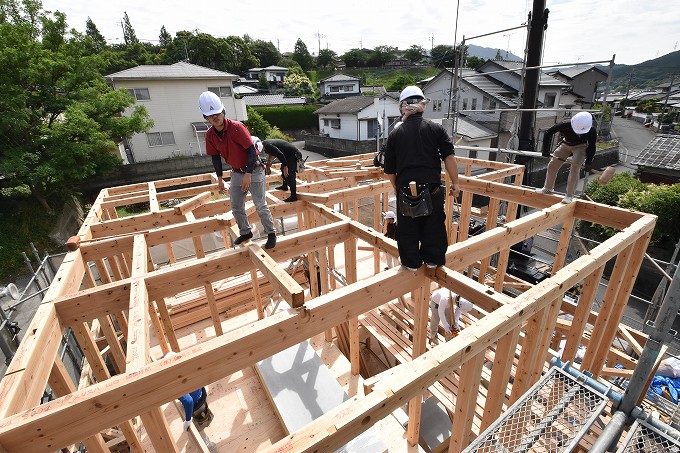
left=464, top=366, right=609, bottom=453
left=618, top=419, right=680, bottom=452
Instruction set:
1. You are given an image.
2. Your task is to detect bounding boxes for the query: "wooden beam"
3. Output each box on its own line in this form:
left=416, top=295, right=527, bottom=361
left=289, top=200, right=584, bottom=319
left=248, top=243, right=305, bottom=308
left=448, top=352, right=485, bottom=453
left=173, top=191, right=212, bottom=216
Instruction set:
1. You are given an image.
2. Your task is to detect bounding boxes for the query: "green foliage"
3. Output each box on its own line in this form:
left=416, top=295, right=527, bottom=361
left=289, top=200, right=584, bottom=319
left=0, top=5, right=153, bottom=211
left=244, top=106, right=272, bottom=139
left=635, top=98, right=661, bottom=113
left=592, top=103, right=612, bottom=121
left=618, top=184, right=680, bottom=247
left=258, top=73, right=269, bottom=91
left=267, top=126, right=294, bottom=141
left=158, top=26, right=171, bottom=47
left=0, top=194, right=61, bottom=281
left=250, top=39, right=281, bottom=67
left=466, top=56, right=485, bottom=70
left=316, top=48, right=336, bottom=69
left=341, top=48, right=368, bottom=68
left=367, top=45, right=396, bottom=67
left=387, top=74, right=417, bottom=91
left=282, top=72, right=315, bottom=96
left=292, top=38, right=313, bottom=71
left=404, top=45, right=426, bottom=64
left=494, top=49, right=502, bottom=60
left=122, top=11, right=138, bottom=46
left=431, top=44, right=456, bottom=67
left=584, top=174, right=680, bottom=247
left=85, top=17, right=106, bottom=52
left=253, top=106, right=318, bottom=130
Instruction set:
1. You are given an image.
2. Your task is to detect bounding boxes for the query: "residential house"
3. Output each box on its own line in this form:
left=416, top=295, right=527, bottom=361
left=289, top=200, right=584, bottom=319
left=546, top=65, right=608, bottom=107
left=632, top=134, right=680, bottom=184
left=318, top=74, right=362, bottom=103
left=106, top=62, right=245, bottom=163
left=245, top=66, right=289, bottom=86
left=242, top=94, right=307, bottom=107
left=314, top=96, right=400, bottom=140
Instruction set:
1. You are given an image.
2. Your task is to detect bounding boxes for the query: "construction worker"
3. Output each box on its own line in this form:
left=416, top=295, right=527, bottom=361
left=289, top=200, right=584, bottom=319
left=383, top=86, right=460, bottom=271
left=179, top=387, right=214, bottom=431
left=260, top=138, right=300, bottom=203
left=535, top=111, right=597, bottom=204
left=199, top=91, right=277, bottom=249
left=428, top=285, right=474, bottom=344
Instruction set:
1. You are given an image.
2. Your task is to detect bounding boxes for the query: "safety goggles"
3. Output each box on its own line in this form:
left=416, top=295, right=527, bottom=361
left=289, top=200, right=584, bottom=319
left=402, top=97, right=423, bottom=105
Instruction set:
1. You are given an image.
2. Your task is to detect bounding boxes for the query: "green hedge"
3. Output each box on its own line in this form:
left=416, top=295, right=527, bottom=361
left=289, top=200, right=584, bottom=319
left=252, top=105, right=318, bottom=130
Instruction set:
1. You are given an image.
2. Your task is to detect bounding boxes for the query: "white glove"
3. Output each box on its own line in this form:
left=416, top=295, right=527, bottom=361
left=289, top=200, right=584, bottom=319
left=445, top=328, right=453, bottom=336
left=183, top=419, right=192, bottom=432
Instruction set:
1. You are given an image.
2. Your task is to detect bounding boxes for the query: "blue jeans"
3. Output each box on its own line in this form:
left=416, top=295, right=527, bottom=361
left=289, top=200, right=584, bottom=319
left=230, top=166, right=275, bottom=236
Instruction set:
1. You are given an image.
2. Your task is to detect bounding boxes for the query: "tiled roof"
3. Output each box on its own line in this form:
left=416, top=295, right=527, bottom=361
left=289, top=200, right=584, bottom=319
left=546, top=66, right=608, bottom=79
left=234, top=85, right=258, bottom=95
left=241, top=94, right=306, bottom=106
left=106, top=62, right=237, bottom=80
left=314, top=96, right=376, bottom=114
left=360, top=86, right=387, bottom=95
left=481, top=60, right=569, bottom=87
left=455, top=117, right=497, bottom=140
left=319, top=74, right=362, bottom=83
left=631, top=135, right=680, bottom=171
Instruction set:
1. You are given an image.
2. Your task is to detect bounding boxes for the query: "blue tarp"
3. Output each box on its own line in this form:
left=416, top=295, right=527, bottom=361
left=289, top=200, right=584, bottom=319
left=650, top=375, right=680, bottom=404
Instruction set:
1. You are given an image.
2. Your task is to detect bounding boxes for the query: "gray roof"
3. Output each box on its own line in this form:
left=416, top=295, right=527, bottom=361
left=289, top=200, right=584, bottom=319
left=106, top=62, right=238, bottom=80
left=456, top=116, right=497, bottom=140
left=247, top=65, right=289, bottom=72
left=481, top=60, right=569, bottom=87
left=315, top=96, right=376, bottom=114
left=319, top=74, right=362, bottom=83
left=458, top=69, right=518, bottom=107
left=631, top=135, right=680, bottom=171
left=360, top=86, right=387, bottom=95
left=546, top=66, right=608, bottom=79
left=233, top=85, right=258, bottom=95
left=242, top=94, right=306, bottom=107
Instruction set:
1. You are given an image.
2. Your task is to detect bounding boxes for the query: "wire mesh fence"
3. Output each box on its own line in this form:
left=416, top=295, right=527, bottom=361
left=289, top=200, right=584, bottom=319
left=464, top=366, right=610, bottom=453
left=618, top=419, right=680, bottom=452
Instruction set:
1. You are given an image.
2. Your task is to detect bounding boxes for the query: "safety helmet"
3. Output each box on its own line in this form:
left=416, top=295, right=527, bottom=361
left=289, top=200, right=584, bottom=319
left=399, top=86, right=425, bottom=102
left=570, top=112, right=593, bottom=134
left=383, top=210, right=396, bottom=220
left=199, top=91, right=225, bottom=116
left=251, top=136, right=263, bottom=153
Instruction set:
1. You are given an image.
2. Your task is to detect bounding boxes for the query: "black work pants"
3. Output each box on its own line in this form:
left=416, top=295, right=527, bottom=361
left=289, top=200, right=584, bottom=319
left=396, top=185, right=447, bottom=269
left=286, top=166, right=297, bottom=196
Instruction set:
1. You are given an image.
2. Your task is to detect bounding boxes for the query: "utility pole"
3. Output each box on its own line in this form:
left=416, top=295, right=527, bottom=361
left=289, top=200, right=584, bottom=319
left=431, top=36, right=434, bottom=51
left=660, top=73, right=677, bottom=131
left=622, top=69, right=634, bottom=112
left=516, top=0, right=549, bottom=163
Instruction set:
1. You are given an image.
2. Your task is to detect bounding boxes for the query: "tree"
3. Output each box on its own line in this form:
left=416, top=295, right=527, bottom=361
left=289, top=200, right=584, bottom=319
left=431, top=44, right=456, bottom=67
left=404, top=45, right=426, bottom=64
left=367, top=45, right=396, bottom=67
left=250, top=39, right=281, bottom=67
left=387, top=74, right=417, bottom=91
left=159, top=25, right=172, bottom=47
left=494, top=49, right=502, bottom=60
left=0, top=6, right=152, bottom=211
left=316, top=48, right=336, bottom=69
left=258, top=73, right=269, bottom=91
left=244, top=107, right=272, bottom=139
left=282, top=72, right=315, bottom=96
left=122, top=11, right=138, bottom=46
left=85, top=17, right=106, bottom=52
left=292, top=38, right=313, bottom=71
left=341, top=48, right=367, bottom=68
left=466, top=55, right=485, bottom=70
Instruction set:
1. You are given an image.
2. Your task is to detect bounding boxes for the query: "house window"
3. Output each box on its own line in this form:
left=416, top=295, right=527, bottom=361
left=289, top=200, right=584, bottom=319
left=544, top=92, right=556, bottom=108
left=323, top=119, right=341, bottom=129
left=462, top=99, right=468, bottom=110
left=127, top=88, right=150, bottom=101
left=367, top=119, right=378, bottom=138
left=489, top=99, right=497, bottom=110
left=471, top=98, right=477, bottom=110
left=146, top=132, right=176, bottom=147
left=432, top=100, right=443, bottom=112
left=344, top=85, right=354, bottom=91
left=482, top=97, right=489, bottom=110
left=208, top=86, right=232, bottom=98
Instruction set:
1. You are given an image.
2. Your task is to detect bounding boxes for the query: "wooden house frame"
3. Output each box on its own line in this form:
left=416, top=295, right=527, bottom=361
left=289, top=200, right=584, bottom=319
left=0, top=153, right=657, bottom=452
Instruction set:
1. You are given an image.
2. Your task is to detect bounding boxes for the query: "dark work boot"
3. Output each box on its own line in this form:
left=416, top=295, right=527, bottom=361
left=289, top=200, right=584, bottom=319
left=275, top=185, right=288, bottom=191
left=283, top=195, right=297, bottom=202
left=234, top=231, right=253, bottom=245
left=264, top=233, right=277, bottom=249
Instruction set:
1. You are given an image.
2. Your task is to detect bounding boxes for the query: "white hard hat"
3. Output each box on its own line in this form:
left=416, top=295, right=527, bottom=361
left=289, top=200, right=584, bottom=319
left=384, top=210, right=396, bottom=220
left=251, top=136, right=263, bottom=153
left=570, top=112, right=593, bottom=134
left=199, top=91, right=225, bottom=116
left=458, top=297, right=474, bottom=313
left=399, top=86, right=425, bottom=102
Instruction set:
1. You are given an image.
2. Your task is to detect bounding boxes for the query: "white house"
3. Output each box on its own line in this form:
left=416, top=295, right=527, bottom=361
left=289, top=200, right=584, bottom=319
left=318, top=74, right=362, bottom=102
left=314, top=96, right=401, bottom=141
left=245, top=66, right=288, bottom=85
left=106, top=62, right=245, bottom=163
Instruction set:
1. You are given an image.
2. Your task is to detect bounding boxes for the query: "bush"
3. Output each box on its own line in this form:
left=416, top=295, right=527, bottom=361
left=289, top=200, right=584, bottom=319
left=253, top=105, right=318, bottom=130
left=244, top=107, right=272, bottom=139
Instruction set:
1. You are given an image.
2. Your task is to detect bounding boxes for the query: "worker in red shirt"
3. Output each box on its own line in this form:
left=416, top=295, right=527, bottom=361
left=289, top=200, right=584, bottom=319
left=199, top=91, right=276, bottom=249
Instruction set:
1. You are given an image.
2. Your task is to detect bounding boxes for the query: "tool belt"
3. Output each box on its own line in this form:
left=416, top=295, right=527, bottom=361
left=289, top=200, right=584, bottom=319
left=399, top=183, right=440, bottom=218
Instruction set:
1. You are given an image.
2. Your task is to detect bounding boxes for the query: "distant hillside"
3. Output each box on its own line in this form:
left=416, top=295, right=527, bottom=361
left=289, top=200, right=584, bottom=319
left=596, top=50, right=680, bottom=91
left=467, top=44, right=522, bottom=62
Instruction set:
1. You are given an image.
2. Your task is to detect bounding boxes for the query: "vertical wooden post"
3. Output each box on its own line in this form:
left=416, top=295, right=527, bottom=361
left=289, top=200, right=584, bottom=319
left=448, top=352, right=485, bottom=453
left=407, top=282, right=429, bottom=446
left=344, top=235, right=360, bottom=375
left=481, top=327, right=521, bottom=431
left=562, top=266, right=605, bottom=361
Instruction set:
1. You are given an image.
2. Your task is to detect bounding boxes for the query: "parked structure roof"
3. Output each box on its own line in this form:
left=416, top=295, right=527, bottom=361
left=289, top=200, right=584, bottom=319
left=106, top=62, right=238, bottom=80
left=632, top=134, right=680, bottom=171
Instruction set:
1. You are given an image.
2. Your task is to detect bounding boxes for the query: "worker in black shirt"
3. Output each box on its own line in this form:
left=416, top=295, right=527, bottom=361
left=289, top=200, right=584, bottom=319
left=261, top=139, right=300, bottom=203
left=535, top=112, right=597, bottom=204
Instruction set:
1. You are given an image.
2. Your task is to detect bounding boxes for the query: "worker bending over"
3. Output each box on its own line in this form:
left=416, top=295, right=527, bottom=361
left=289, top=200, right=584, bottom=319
left=429, top=285, right=474, bottom=344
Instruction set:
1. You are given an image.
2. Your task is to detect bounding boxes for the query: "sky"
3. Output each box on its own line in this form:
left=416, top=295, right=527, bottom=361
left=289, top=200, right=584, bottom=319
left=41, top=0, right=679, bottom=67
